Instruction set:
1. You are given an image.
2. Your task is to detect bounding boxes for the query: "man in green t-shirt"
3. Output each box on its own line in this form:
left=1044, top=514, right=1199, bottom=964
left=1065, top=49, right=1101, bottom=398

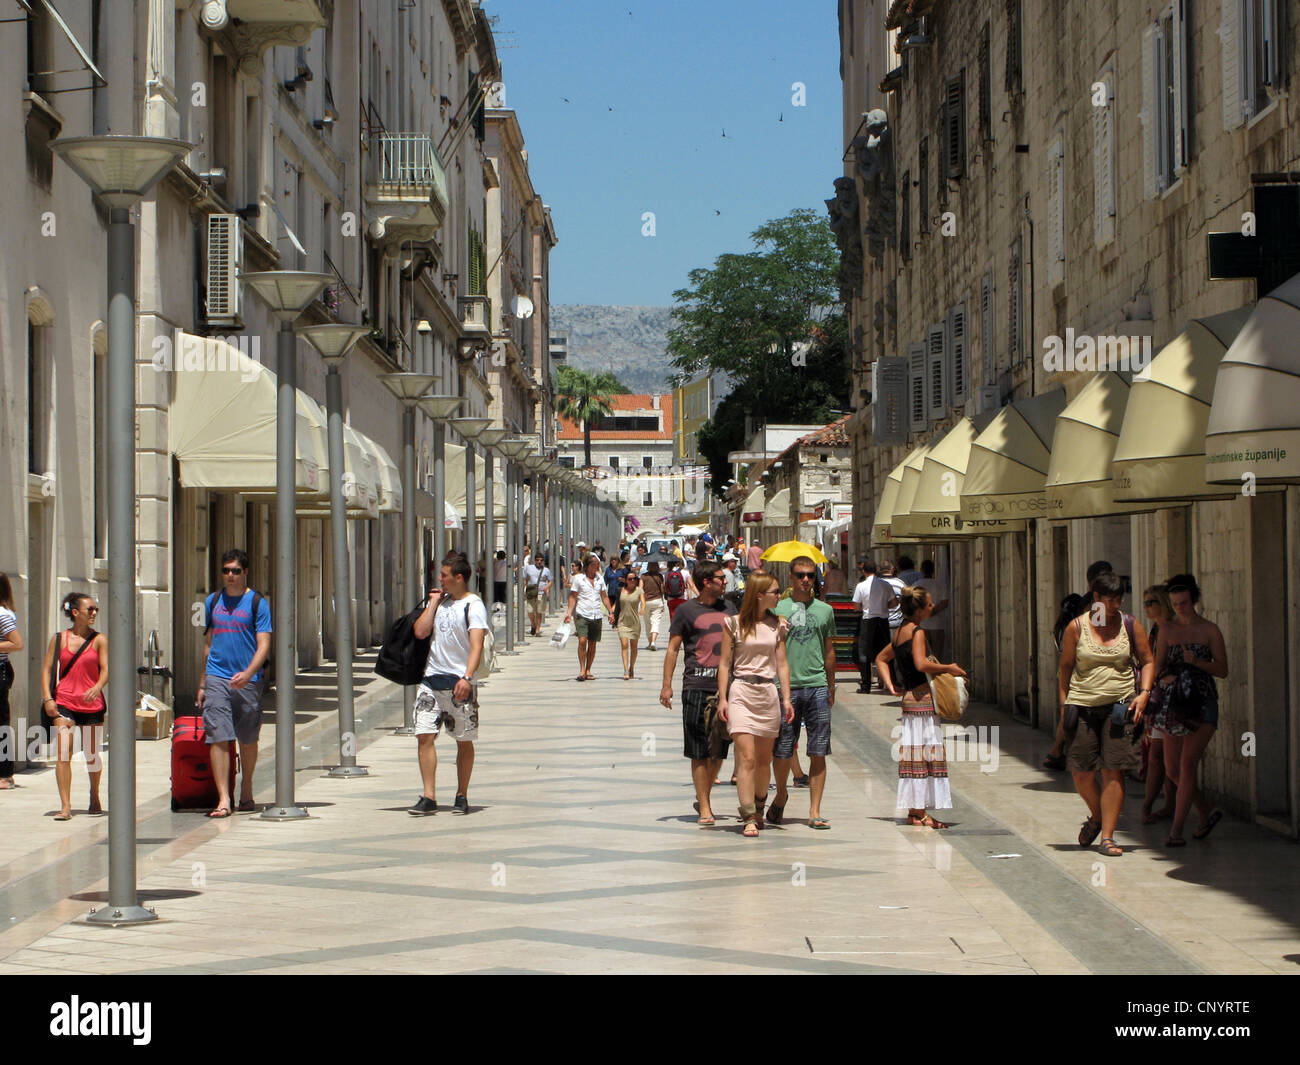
left=771, top=556, right=837, bottom=829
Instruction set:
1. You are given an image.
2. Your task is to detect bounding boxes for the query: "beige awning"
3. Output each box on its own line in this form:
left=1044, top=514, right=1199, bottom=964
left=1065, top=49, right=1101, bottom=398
left=871, top=461, right=906, bottom=546
left=902, top=416, right=1027, bottom=537
left=764, top=488, right=792, bottom=527
left=1045, top=373, right=1148, bottom=517
left=1112, top=309, right=1252, bottom=502
left=412, top=491, right=462, bottom=529
left=444, top=443, right=508, bottom=520
left=741, top=484, right=765, bottom=522
left=359, top=436, right=402, bottom=513
left=961, top=390, right=1067, bottom=521
left=290, top=424, right=380, bottom=519
left=171, top=333, right=326, bottom=494
left=888, top=440, right=935, bottom=538
left=1206, top=276, right=1300, bottom=484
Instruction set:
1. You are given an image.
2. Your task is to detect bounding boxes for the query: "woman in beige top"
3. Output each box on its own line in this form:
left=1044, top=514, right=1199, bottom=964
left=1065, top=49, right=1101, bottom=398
left=616, top=572, right=645, bottom=680
left=1058, top=571, right=1155, bottom=857
left=641, top=561, right=666, bottom=651
left=717, top=574, right=794, bottom=837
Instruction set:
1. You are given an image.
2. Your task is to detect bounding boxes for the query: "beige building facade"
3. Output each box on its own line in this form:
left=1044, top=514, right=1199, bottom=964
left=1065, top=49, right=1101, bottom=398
left=838, top=0, right=1300, bottom=834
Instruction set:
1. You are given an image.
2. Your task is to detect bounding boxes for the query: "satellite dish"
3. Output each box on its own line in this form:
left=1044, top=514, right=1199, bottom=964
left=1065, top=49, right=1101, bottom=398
left=512, top=295, right=535, bottom=319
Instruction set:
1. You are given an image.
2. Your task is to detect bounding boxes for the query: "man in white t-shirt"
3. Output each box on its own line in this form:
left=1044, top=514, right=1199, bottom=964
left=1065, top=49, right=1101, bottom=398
left=523, top=553, right=552, bottom=636
left=865, top=560, right=902, bottom=687
left=916, top=559, right=950, bottom=658
left=409, top=555, right=487, bottom=817
left=850, top=560, right=877, bottom=693
left=564, top=554, right=614, bottom=681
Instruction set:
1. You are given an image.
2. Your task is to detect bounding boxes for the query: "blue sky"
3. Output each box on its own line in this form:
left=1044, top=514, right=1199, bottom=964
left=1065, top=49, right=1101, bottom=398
left=486, top=0, right=843, bottom=307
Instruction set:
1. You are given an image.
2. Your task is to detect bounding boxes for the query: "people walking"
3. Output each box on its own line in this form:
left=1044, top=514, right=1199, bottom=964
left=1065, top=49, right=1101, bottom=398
left=641, top=561, right=666, bottom=651
left=664, top=558, right=689, bottom=620
left=408, top=555, right=487, bottom=816
left=874, top=586, right=967, bottom=830
left=616, top=572, right=646, bottom=679
left=770, top=557, right=836, bottom=829
left=1138, top=584, right=1177, bottom=824
left=744, top=539, right=764, bottom=577
left=493, top=550, right=508, bottom=608
left=851, top=559, right=877, bottom=693
left=660, top=561, right=737, bottom=826
left=564, top=554, right=615, bottom=681
left=897, top=555, right=923, bottom=587
left=0, top=573, right=22, bottom=790
left=1043, top=560, right=1116, bottom=771
left=524, top=552, right=552, bottom=636
left=40, top=592, right=108, bottom=820
left=1154, top=573, right=1227, bottom=846
left=822, top=558, right=846, bottom=597
left=715, top=573, right=793, bottom=837
left=916, top=559, right=949, bottom=659
left=197, top=549, right=272, bottom=818
left=1057, top=570, right=1155, bottom=856
left=866, top=560, right=901, bottom=687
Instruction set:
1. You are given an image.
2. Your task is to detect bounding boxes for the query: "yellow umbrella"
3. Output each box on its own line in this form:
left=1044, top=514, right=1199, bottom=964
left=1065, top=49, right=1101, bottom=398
left=761, top=540, right=829, bottom=565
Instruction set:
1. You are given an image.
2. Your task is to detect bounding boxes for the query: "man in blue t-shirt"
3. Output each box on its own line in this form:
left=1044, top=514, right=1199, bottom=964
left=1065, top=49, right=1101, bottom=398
left=197, top=549, right=272, bottom=818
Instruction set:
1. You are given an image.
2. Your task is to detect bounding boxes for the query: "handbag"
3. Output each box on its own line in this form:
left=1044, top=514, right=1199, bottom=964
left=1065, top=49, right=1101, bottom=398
left=926, top=655, right=968, bottom=721
left=702, top=693, right=729, bottom=760
left=1164, top=663, right=1210, bottom=726
left=42, top=629, right=99, bottom=738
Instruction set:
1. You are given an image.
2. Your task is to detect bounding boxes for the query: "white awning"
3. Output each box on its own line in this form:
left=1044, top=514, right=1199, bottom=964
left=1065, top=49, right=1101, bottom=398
left=763, top=488, right=791, bottom=527
left=740, top=485, right=764, bottom=522
left=360, top=436, right=402, bottom=513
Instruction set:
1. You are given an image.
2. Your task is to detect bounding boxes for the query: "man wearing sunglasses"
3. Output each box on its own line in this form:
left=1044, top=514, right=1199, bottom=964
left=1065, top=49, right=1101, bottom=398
left=198, top=549, right=272, bottom=817
left=771, top=557, right=837, bottom=829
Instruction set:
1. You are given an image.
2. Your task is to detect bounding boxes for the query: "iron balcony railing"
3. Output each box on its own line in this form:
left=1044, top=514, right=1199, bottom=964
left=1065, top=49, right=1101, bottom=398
left=370, top=131, right=449, bottom=205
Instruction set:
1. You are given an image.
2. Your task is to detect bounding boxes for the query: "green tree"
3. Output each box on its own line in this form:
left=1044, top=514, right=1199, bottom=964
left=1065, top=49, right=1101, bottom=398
left=554, top=365, right=629, bottom=468
left=668, top=209, right=849, bottom=491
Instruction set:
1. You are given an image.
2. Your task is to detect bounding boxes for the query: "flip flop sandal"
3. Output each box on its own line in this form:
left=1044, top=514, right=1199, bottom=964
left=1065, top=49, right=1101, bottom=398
left=697, top=814, right=715, bottom=826
left=54, top=812, right=72, bottom=821
left=1098, top=837, right=1123, bottom=856
left=809, top=817, right=831, bottom=830
left=1194, top=809, right=1223, bottom=840
left=208, top=807, right=232, bottom=819
left=1078, top=817, right=1102, bottom=847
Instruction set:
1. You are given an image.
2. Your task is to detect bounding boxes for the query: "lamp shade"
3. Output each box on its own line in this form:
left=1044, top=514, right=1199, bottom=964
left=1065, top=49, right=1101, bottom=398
left=450, top=417, right=492, bottom=440
left=498, top=438, right=533, bottom=459
left=240, top=271, right=333, bottom=316
left=477, top=427, right=509, bottom=447
left=417, top=394, right=462, bottom=419
left=380, top=373, right=438, bottom=402
left=50, top=135, right=193, bottom=208
left=298, top=324, right=369, bottom=364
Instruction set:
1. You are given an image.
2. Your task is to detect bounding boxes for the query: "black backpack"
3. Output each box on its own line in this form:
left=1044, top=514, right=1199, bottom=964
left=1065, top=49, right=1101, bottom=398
left=375, top=603, right=432, bottom=685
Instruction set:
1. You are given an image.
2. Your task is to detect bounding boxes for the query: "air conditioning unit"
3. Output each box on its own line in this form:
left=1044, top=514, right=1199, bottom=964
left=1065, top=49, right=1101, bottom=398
left=205, top=213, right=243, bottom=326
left=975, top=385, right=1001, bottom=414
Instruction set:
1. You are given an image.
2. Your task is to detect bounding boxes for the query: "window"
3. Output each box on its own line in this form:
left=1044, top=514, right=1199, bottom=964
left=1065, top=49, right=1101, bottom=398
left=978, top=22, right=992, bottom=143
left=1046, top=138, right=1065, bottom=286
left=1008, top=238, right=1024, bottom=365
left=608, top=456, right=620, bottom=469
left=558, top=455, right=575, bottom=469
left=947, top=303, right=967, bottom=407
left=918, top=139, right=929, bottom=236
left=642, top=455, right=652, bottom=469
left=1222, top=0, right=1284, bottom=128
left=1005, top=0, right=1023, bottom=93
left=944, top=71, right=966, bottom=180
left=467, top=223, right=485, bottom=293
left=908, top=342, right=927, bottom=431
left=1093, top=72, right=1117, bottom=245
left=642, top=492, right=653, bottom=507
left=899, top=169, right=911, bottom=261
left=980, top=271, right=995, bottom=379
left=1143, top=6, right=1189, bottom=196
left=927, top=324, right=946, bottom=420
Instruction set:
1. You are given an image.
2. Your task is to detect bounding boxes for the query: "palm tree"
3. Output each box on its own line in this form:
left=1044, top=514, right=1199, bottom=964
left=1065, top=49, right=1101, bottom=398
left=554, top=366, right=627, bottom=468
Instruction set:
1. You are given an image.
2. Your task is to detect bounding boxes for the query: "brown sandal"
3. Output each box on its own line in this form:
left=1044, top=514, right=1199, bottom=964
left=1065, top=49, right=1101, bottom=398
left=1078, top=816, right=1102, bottom=847
left=907, top=814, right=949, bottom=829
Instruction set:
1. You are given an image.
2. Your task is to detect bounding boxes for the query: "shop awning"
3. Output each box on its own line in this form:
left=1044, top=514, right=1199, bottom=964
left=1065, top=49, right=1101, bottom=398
left=961, top=390, right=1067, bottom=522
left=288, top=425, right=380, bottom=520
left=412, top=491, right=462, bottom=529
left=763, top=488, right=791, bottom=527
left=741, top=484, right=765, bottom=524
left=888, top=440, right=935, bottom=538
left=444, top=443, right=509, bottom=521
left=1205, top=275, right=1300, bottom=483
left=360, top=436, right=402, bottom=513
left=171, top=333, right=326, bottom=494
left=1045, top=373, right=1148, bottom=517
left=900, top=415, right=1027, bottom=537
left=871, top=461, right=906, bottom=546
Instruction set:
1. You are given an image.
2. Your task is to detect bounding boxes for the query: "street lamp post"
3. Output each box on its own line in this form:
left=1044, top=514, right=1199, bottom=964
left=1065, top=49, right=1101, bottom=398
left=241, top=271, right=335, bottom=821
left=50, top=135, right=191, bottom=926
left=416, top=395, right=462, bottom=577
left=476, top=428, right=508, bottom=643
left=494, top=438, right=531, bottom=655
left=450, top=417, right=491, bottom=583
left=299, top=324, right=369, bottom=778
left=381, top=374, right=439, bottom=735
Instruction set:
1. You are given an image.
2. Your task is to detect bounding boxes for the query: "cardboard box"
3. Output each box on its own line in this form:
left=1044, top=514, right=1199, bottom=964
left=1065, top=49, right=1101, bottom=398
left=135, top=694, right=173, bottom=740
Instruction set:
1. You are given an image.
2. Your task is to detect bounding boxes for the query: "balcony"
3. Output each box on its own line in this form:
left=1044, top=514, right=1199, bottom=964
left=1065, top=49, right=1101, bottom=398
left=365, top=132, right=449, bottom=243
left=201, top=0, right=327, bottom=76
left=459, top=294, right=492, bottom=343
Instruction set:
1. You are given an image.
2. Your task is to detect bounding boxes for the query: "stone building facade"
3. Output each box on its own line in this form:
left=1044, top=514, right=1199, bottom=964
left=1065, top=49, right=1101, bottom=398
left=837, top=0, right=1300, bottom=834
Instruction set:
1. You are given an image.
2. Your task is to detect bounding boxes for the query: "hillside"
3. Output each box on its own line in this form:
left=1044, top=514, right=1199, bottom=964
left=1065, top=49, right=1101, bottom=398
left=551, top=305, right=676, bottom=395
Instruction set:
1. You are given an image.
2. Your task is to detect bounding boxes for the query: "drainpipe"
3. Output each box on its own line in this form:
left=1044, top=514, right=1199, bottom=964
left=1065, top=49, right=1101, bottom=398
left=1024, top=196, right=1040, bottom=728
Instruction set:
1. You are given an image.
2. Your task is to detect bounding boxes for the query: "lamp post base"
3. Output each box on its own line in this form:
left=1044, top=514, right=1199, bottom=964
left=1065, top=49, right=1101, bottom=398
left=326, top=765, right=370, bottom=778
left=259, top=805, right=310, bottom=821
left=84, top=904, right=158, bottom=927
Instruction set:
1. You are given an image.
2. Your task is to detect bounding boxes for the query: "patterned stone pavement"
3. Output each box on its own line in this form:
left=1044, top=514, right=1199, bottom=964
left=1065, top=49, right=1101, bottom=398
left=0, top=623, right=1294, bottom=974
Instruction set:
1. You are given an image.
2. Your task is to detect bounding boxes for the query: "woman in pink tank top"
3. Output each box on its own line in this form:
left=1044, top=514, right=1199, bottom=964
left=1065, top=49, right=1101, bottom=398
left=39, top=592, right=108, bottom=821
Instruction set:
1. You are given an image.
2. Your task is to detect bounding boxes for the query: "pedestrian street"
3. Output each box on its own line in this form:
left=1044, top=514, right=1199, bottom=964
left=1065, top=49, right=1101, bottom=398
left=0, top=633, right=1294, bottom=976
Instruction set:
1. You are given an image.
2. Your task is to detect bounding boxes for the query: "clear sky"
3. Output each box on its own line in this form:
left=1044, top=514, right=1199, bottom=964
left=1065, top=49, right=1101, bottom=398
left=485, top=0, right=843, bottom=307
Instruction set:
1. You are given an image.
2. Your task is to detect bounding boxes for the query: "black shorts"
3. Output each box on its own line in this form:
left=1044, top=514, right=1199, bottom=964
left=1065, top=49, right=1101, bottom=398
left=682, top=687, right=730, bottom=760
left=54, top=705, right=106, bottom=727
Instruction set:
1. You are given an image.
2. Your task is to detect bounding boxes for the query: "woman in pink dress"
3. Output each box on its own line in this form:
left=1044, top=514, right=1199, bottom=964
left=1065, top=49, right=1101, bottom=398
left=717, top=574, right=794, bottom=837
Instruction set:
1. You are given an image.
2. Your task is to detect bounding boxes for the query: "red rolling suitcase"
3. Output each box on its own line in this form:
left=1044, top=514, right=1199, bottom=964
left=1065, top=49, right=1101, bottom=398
left=170, top=716, right=237, bottom=811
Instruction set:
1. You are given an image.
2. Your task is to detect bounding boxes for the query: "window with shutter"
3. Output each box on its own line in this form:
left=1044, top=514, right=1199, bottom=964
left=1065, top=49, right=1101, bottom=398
left=1005, top=0, right=1022, bottom=93
left=918, top=140, right=929, bottom=237
left=1220, top=0, right=1245, bottom=129
left=944, top=72, right=966, bottom=180
left=900, top=169, right=912, bottom=261
left=1093, top=75, right=1116, bottom=247
left=927, top=324, right=946, bottom=419
left=978, top=23, right=992, bottom=142
left=980, top=271, right=995, bottom=381
left=948, top=303, right=967, bottom=406
left=1140, top=25, right=1160, bottom=197
left=1047, top=139, right=1065, bottom=286
left=872, top=356, right=909, bottom=446
left=1008, top=240, right=1023, bottom=365
left=1171, top=1, right=1189, bottom=173
left=908, top=342, right=927, bottom=431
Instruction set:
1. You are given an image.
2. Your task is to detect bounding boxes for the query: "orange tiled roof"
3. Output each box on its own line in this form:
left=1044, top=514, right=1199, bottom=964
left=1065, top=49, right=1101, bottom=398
left=555, top=393, right=673, bottom=441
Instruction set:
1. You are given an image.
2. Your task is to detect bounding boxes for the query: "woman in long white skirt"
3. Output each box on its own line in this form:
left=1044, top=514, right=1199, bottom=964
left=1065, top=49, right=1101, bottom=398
left=875, top=585, right=967, bottom=828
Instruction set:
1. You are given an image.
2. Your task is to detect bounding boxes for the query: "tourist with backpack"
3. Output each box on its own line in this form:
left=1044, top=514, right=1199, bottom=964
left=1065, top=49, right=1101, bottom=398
left=197, top=549, right=272, bottom=818
left=664, top=559, right=689, bottom=620
left=408, top=554, right=488, bottom=816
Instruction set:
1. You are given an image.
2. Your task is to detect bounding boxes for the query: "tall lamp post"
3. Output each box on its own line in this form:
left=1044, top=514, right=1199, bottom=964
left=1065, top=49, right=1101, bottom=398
left=299, top=324, right=369, bottom=778
left=380, top=373, right=438, bottom=735
left=50, top=135, right=191, bottom=925
left=449, top=417, right=491, bottom=578
left=475, top=428, right=509, bottom=627
left=495, top=437, right=532, bottom=654
left=416, top=395, right=462, bottom=570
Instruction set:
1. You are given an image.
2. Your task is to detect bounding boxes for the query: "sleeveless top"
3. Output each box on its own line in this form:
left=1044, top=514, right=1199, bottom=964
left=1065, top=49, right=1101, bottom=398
left=617, top=589, right=641, bottom=627
left=1162, top=637, right=1217, bottom=704
left=1066, top=617, right=1134, bottom=706
left=726, top=614, right=788, bottom=681
left=55, top=630, right=105, bottom=711
left=642, top=573, right=664, bottom=601
left=892, top=623, right=929, bottom=691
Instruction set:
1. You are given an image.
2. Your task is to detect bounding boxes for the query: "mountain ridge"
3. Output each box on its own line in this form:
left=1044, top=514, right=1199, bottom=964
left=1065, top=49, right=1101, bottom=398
left=551, top=304, right=677, bottom=395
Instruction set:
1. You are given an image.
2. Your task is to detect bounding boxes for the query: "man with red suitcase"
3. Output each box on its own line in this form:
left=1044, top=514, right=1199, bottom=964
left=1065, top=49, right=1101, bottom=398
left=196, top=549, right=272, bottom=818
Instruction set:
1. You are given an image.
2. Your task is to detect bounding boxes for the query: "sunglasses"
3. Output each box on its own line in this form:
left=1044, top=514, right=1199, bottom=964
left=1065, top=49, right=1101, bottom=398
left=222, top=567, right=244, bottom=575
left=793, top=572, right=816, bottom=580
left=1143, top=599, right=1159, bottom=607
left=82, top=605, right=99, bottom=614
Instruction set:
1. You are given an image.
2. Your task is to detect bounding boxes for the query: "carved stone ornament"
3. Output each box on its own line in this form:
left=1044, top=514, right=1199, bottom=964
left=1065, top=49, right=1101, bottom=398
left=218, top=22, right=317, bottom=77
left=853, top=109, right=895, bottom=266
left=825, top=176, right=864, bottom=302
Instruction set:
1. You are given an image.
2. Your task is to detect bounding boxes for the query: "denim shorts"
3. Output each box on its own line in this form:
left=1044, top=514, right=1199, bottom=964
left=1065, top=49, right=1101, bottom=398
left=774, top=686, right=832, bottom=759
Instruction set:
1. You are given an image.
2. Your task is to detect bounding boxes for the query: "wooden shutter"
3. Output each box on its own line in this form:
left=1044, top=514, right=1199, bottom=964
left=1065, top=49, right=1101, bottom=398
left=944, top=72, right=966, bottom=179
left=948, top=302, right=967, bottom=407
left=1093, top=76, right=1116, bottom=246
left=927, top=324, right=946, bottom=419
left=1220, top=0, right=1245, bottom=129
left=1172, top=0, right=1189, bottom=173
left=1005, top=0, right=1022, bottom=93
left=899, top=169, right=911, bottom=261
left=1008, top=240, right=1022, bottom=365
left=918, top=139, right=930, bottom=236
left=872, top=356, right=909, bottom=446
left=908, top=342, right=927, bottom=431
left=1047, top=139, right=1064, bottom=285
left=978, top=23, right=992, bottom=142
left=1140, top=25, right=1159, bottom=198
left=980, top=271, right=995, bottom=381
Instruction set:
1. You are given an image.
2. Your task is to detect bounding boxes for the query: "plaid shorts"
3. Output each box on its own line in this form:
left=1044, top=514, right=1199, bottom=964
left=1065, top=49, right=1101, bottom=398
left=681, top=687, right=730, bottom=760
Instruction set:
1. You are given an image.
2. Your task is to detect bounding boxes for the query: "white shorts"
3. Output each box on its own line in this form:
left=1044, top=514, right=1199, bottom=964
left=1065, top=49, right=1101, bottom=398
left=413, top=684, right=479, bottom=742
